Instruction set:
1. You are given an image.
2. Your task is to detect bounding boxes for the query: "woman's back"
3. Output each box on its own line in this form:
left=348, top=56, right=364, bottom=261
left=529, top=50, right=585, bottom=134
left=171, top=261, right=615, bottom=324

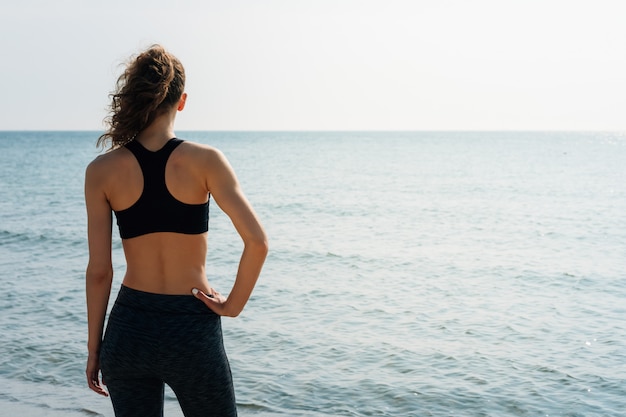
left=92, top=136, right=214, bottom=294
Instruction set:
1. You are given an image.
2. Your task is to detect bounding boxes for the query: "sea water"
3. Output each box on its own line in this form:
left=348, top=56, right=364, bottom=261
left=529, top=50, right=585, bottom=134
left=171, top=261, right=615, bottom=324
left=0, top=131, right=625, bottom=416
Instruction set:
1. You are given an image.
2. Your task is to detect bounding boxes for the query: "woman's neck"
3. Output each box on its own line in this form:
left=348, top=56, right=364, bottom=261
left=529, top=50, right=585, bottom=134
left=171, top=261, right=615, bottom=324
left=135, top=110, right=178, bottom=151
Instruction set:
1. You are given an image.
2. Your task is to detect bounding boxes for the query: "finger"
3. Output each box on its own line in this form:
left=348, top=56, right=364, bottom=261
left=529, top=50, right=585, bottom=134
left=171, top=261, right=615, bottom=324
left=92, top=385, right=109, bottom=397
left=191, top=288, right=216, bottom=301
left=87, top=374, right=109, bottom=397
left=92, top=382, right=108, bottom=396
left=191, top=288, right=221, bottom=313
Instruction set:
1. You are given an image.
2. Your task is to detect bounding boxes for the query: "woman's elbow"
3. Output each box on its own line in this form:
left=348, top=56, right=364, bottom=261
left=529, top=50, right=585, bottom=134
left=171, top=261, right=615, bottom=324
left=247, top=234, right=269, bottom=257
left=86, top=264, right=113, bottom=284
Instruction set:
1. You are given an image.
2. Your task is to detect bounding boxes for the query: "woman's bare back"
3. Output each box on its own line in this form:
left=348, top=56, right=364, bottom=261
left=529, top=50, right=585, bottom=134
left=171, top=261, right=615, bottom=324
left=97, top=139, right=213, bottom=294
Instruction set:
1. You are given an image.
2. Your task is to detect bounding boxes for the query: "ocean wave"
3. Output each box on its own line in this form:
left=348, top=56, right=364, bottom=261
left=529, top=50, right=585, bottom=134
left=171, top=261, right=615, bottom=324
left=0, top=229, right=85, bottom=249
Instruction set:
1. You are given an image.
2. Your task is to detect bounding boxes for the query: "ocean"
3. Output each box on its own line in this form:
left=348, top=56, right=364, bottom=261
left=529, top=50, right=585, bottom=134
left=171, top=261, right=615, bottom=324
left=0, top=131, right=625, bottom=417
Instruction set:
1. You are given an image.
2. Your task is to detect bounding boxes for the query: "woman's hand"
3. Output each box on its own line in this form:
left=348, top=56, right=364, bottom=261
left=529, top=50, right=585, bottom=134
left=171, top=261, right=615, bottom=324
left=86, top=352, right=108, bottom=397
left=191, top=288, right=234, bottom=316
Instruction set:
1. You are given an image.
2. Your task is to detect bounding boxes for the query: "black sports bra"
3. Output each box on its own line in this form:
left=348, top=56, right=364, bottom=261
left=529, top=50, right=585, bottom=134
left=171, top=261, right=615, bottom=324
left=114, top=138, right=209, bottom=239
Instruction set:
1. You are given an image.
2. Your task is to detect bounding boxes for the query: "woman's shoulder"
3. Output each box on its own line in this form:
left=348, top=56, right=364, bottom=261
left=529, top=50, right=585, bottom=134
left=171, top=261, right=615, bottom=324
left=178, top=140, right=227, bottom=163
left=85, top=147, right=133, bottom=178
left=176, top=140, right=233, bottom=178
left=179, top=139, right=221, bottom=154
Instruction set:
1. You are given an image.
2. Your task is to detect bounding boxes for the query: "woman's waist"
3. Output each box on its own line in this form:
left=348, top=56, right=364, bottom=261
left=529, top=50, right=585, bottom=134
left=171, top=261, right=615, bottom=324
left=122, top=262, right=210, bottom=294
left=113, top=284, right=215, bottom=315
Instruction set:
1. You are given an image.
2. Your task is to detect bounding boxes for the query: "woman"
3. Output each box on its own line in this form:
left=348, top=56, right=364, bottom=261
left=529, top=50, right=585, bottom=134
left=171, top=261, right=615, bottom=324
left=85, top=45, right=268, bottom=417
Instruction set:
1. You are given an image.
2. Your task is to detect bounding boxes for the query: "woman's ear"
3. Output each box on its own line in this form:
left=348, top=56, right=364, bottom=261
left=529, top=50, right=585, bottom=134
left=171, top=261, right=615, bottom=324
left=177, top=93, right=188, bottom=111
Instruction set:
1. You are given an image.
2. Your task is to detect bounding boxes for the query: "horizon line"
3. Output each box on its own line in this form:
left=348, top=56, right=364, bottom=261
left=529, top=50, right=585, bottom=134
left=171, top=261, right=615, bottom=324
left=1, top=129, right=625, bottom=133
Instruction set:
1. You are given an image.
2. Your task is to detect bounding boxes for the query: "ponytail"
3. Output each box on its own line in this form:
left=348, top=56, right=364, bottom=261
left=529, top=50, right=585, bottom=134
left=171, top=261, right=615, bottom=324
left=97, top=45, right=185, bottom=150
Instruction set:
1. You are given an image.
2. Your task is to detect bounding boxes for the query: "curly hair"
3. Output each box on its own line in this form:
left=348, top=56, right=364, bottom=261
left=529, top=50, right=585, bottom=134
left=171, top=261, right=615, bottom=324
left=97, top=45, right=186, bottom=150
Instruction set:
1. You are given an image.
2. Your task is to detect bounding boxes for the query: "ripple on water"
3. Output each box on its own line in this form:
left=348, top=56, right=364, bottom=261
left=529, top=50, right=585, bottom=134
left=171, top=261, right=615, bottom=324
left=2, top=131, right=626, bottom=416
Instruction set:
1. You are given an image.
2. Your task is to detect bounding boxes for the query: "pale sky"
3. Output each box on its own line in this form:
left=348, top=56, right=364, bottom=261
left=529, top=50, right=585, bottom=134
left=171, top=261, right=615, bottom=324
left=1, top=0, right=625, bottom=131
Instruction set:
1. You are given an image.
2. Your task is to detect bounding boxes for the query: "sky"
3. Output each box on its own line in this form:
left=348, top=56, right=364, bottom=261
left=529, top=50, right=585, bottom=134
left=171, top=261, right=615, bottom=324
left=1, top=0, right=625, bottom=131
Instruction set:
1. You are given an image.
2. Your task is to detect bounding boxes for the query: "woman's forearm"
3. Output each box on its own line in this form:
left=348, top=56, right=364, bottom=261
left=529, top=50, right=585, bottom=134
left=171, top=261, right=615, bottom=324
left=86, top=266, right=113, bottom=354
left=224, top=238, right=268, bottom=317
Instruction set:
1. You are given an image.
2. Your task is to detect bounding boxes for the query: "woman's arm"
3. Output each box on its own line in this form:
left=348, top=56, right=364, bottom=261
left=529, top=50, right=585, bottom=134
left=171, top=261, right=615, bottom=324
left=84, top=158, right=113, bottom=396
left=193, top=148, right=268, bottom=317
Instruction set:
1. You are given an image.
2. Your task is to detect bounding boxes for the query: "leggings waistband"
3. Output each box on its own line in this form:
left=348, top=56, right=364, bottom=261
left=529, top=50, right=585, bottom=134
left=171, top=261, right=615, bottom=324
left=114, top=284, right=215, bottom=315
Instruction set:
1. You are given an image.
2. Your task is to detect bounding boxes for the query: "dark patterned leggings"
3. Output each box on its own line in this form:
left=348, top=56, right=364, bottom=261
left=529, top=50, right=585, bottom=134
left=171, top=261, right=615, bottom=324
left=100, top=285, right=237, bottom=417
